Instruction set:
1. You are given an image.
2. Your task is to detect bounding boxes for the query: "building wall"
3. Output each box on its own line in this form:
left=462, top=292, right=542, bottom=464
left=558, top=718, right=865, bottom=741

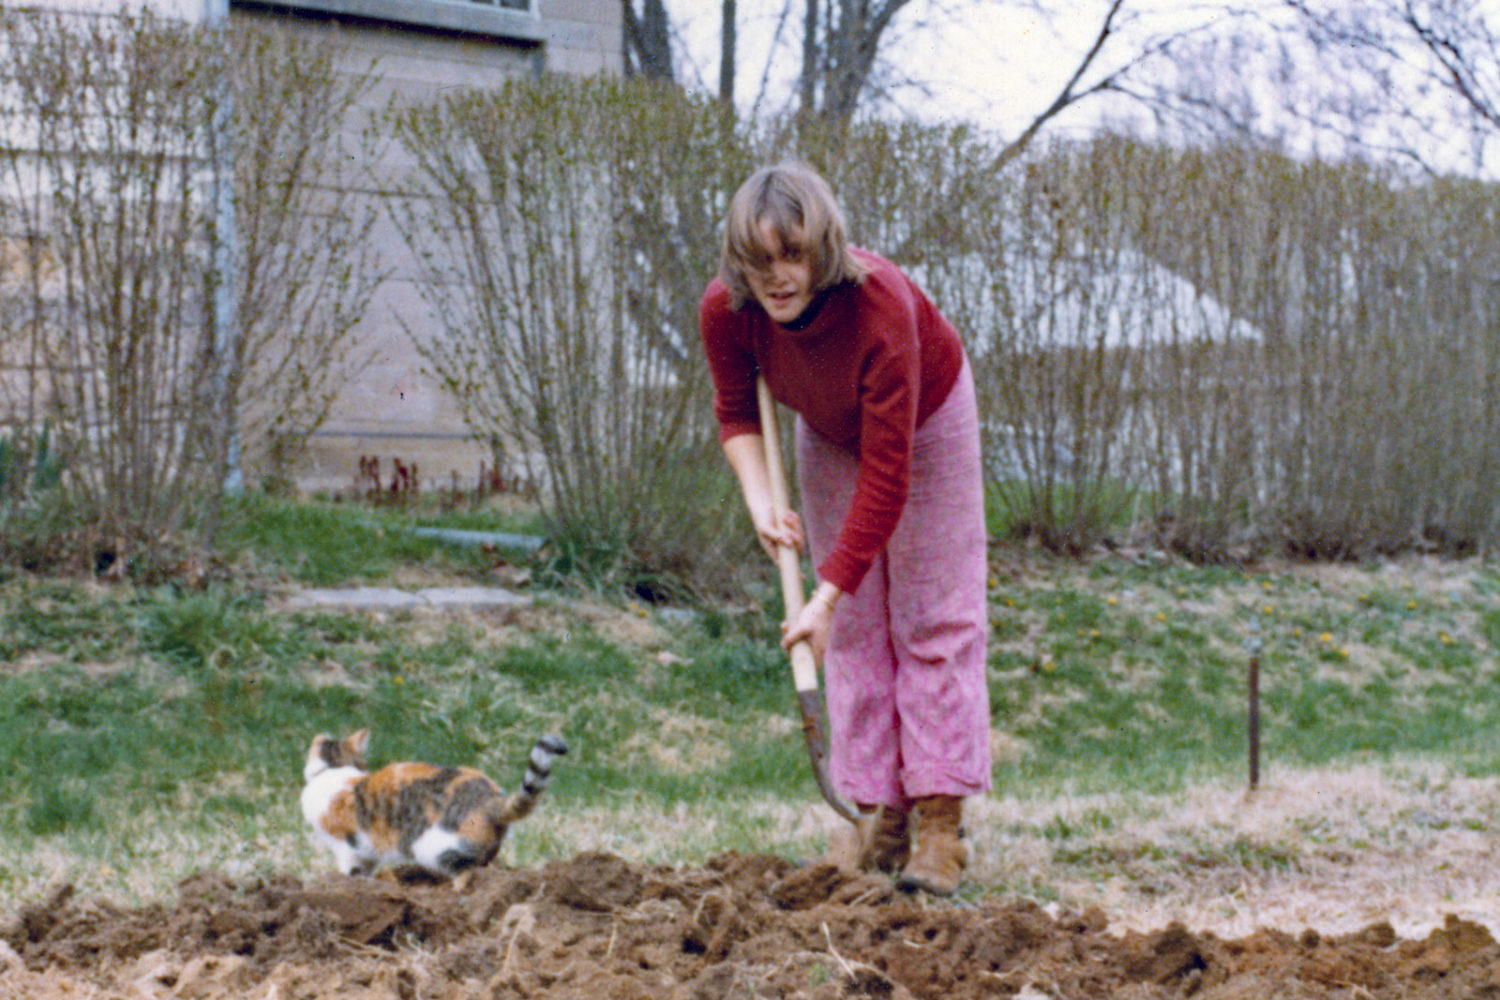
left=0, top=1, right=620, bottom=495
left=231, top=0, right=622, bottom=496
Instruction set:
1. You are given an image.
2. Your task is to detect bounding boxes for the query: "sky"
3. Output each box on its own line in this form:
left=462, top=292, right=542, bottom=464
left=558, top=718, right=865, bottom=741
left=667, top=1, right=1275, bottom=136
left=25, top=0, right=1495, bottom=176
left=34, top=0, right=1277, bottom=147
left=665, top=0, right=1496, bottom=178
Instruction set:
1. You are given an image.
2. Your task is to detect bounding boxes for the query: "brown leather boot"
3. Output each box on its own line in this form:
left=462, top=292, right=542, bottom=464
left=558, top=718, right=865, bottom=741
left=896, top=796, right=967, bottom=896
left=824, top=804, right=911, bottom=874
left=862, top=805, right=911, bottom=874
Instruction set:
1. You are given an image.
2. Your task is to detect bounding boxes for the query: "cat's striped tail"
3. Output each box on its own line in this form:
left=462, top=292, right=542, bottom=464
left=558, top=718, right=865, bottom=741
left=494, top=734, right=568, bottom=824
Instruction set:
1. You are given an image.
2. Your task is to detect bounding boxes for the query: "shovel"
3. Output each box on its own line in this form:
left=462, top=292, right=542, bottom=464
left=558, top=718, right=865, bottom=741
left=757, top=376, right=859, bottom=824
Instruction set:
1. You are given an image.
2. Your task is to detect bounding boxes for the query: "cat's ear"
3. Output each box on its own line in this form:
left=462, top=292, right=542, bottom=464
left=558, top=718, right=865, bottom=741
left=348, top=728, right=370, bottom=757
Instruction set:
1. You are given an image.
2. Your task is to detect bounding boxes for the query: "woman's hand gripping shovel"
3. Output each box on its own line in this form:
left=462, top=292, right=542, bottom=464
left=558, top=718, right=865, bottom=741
left=757, top=377, right=859, bottom=824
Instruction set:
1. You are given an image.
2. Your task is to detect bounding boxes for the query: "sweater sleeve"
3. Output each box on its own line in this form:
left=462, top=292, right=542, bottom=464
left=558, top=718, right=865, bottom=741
left=699, top=282, right=762, bottom=442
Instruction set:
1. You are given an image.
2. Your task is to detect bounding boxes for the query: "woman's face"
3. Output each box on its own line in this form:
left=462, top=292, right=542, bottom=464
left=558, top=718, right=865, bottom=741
left=745, top=219, right=814, bottom=324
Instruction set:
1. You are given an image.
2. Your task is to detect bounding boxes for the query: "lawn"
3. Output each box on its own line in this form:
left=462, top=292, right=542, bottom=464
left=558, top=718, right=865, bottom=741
left=1, top=495, right=1498, bottom=936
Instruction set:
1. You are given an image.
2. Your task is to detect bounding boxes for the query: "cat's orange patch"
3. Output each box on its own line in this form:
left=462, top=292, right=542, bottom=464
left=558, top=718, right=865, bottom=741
left=320, top=786, right=358, bottom=840
left=362, top=762, right=445, bottom=796
left=456, top=796, right=502, bottom=844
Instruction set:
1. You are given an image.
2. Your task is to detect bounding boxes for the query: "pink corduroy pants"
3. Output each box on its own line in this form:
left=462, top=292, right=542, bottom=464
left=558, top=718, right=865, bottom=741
left=796, top=360, right=992, bottom=808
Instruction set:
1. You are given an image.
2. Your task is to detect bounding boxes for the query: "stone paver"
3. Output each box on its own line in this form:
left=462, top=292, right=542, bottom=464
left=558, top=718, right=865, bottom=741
left=285, top=586, right=529, bottom=611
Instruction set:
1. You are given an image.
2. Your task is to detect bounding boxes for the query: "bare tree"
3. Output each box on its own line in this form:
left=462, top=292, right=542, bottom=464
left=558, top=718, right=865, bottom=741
left=1141, top=1, right=1500, bottom=175
left=1284, top=0, right=1500, bottom=172
left=992, top=2, right=1147, bottom=167
left=1289, top=1, right=1500, bottom=123
left=1399, top=0, right=1500, bottom=129
left=798, top=0, right=915, bottom=124
left=720, top=0, right=737, bottom=104
left=672, top=0, right=1191, bottom=146
left=885, top=0, right=1181, bottom=262
left=624, top=0, right=675, bottom=81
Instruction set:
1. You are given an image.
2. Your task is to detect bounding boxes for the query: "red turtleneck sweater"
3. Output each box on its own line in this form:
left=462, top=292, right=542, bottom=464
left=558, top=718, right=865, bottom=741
left=699, top=248, right=966, bottom=594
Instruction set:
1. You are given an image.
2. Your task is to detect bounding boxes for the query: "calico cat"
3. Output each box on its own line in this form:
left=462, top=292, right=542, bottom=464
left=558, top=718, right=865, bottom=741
left=300, top=728, right=568, bottom=879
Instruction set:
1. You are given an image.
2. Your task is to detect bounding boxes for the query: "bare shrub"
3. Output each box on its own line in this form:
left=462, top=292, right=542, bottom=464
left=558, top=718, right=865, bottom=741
left=959, top=138, right=1161, bottom=553
left=1124, top=141, right=1284, bottom=560
left=0, top=9, right=383, bottom=570
left=857, top=133, right=1500, bottom=562
left=0, top=9, right=228, bottom=566
left=386, top=81, right=1500, bottom=578
left=1135, top=143, right=1500, bottom=559
left=389, top=77, right=759, bottom=598
left=226, top=24, right=382, bottom=495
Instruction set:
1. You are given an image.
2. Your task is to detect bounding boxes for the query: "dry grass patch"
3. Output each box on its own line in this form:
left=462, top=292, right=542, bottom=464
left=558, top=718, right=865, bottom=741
left=965, top=760, right=1500, bottom=940
left=620, top=709, right=731, bottom=774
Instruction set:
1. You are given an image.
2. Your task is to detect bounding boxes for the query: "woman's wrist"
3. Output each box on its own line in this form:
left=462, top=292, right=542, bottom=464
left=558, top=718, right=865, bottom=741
left=810, top=581, right=842, bottom=611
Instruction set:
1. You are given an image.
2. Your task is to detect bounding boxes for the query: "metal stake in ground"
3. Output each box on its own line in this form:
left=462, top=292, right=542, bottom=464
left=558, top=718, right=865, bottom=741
left=757, top=377, right=858, bottom=824
left=1246, top=621, right=1263, bottom=793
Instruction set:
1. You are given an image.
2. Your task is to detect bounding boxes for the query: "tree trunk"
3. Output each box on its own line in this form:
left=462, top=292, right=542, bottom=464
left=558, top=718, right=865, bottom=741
left=800, top=0, right=820, bottom=115
left=803, top=0, right=912, bottom=126
left=719, top=0, right=737, bottom=106
left=622, top=0, right=674, bottom=81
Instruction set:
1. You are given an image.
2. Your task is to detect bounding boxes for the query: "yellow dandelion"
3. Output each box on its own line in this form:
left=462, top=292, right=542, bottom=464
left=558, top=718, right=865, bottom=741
left=1319, top=632, right=1334, bottom=643
left=1156, top=612, right=1168, bottom=623
left=1107, top=596, right=1118, bottom=606
left=1261, top=605, right=1274, bottom=615
left=1407, top=600, right=1417, bottom=611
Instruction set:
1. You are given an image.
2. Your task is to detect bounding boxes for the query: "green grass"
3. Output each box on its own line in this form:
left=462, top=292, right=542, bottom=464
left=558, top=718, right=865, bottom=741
left=214, top=492, right=542, bottom=585
left=984, top=557, right=1500, bottom=794
left=985, top=477, right=1142, bottom=546
left=4, top=496, right=1500, bottom=910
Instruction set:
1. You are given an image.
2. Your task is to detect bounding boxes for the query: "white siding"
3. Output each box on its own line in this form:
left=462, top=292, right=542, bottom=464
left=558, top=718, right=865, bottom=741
left=233, top=0, right=622, bottom=493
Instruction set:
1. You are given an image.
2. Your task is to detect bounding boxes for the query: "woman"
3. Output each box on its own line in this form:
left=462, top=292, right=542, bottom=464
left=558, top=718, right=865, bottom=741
left=698, top=161, right=991, bottom=895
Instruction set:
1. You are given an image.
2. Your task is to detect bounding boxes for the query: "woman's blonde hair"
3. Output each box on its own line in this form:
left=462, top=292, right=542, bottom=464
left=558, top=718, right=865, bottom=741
left=718, top=161, right=870, bottom=311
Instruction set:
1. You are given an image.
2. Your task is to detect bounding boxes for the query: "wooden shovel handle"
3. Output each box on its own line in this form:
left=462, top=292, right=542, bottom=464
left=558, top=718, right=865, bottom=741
left=757, top=378, right=858, bottom=824
left=757, top=377, right=819, bottom=694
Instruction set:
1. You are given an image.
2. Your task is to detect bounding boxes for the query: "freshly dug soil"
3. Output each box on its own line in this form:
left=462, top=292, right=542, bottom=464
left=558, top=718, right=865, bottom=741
left=3, top=851, right=1497, bottom=999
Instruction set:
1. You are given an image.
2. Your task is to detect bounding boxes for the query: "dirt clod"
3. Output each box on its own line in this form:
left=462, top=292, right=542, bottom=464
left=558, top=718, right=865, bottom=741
left=548, top=850, right=642, bottom=912
left=2, top=851, right=1496, bottom=999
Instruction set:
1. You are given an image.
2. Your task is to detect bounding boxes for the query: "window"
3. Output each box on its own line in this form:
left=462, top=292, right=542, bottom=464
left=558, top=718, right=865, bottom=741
left=234, top=0, right=543, bottom=41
